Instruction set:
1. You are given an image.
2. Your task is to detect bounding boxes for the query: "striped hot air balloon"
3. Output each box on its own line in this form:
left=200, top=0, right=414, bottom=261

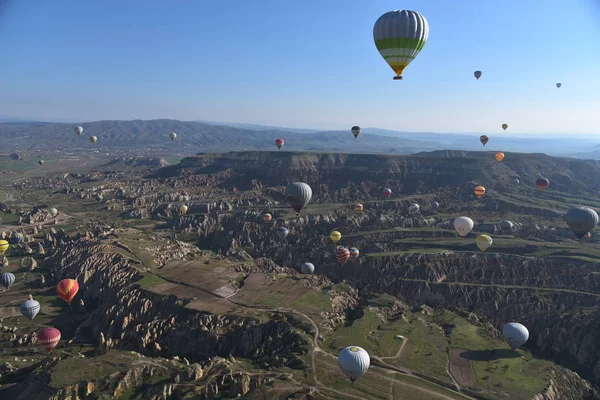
left=38, top=327, right=61, bottom=352
left=355, top=203, right=364, bottom=213
left=330, top=231, right=342, bottom=243
left=0, top=272, right=15, bottom=289
left=349, top=247, right=360, bottom=260
left=474, top=186, right=486, bottom=199
left=0, top=240, right=9, bottom=255
left=536, top=178, right=550, bottom=191
left=335, top=247, right=351, bottom=264
left=56, top=279, right=79, bottom=304
left=382, top=188, right=392, bottom=198
left=20, top=295, right=41, bottom=320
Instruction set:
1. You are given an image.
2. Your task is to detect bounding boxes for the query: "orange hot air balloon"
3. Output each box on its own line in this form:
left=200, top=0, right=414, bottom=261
left=354, top=203, right=364, bottom=212
left=38, top=327, right=61, bottom=352
left=56, top=279, right=79, bottom=304
left=474, top=186, right=486, bottom=199
left=536, top=178, right=550, bottom=191
left=494, top=152, right=505, bottom=162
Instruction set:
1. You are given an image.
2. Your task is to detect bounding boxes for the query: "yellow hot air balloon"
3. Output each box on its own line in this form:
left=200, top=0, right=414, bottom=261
left=355, top=203, right=364, bottom=213
left=263, top=213, right=272, bottom=222
left=90, top=136, right=98, bottom=143
left=474, top=186, right=486, bottom=199
left=475, top=234, right=493, bottom=252
left=494, top=152, right=505, bottom=162
left=179, top=205, right=188, bottom=214
left=330, top=231, right=342, bottom=243
left=0, top=240, right=9, bottom=255
left=501, top=124, right=508, bottom=131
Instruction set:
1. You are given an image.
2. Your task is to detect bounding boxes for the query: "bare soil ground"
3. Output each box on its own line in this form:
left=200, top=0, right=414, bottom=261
left=449, top=348, right=476, bottom=387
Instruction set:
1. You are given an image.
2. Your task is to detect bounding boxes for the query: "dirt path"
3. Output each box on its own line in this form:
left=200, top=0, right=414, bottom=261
left=379, top=337, right=408, bottom=360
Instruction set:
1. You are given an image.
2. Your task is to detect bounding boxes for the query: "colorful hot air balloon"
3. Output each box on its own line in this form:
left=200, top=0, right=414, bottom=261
left=275, top=139, right=284, bottom=149
left=338, top=346, right=370, bottom=382
left=373, top=10, right=429, bottom=80
left=566, top=207, right=599, bottom=240
left=56, top=279, right=79, bottom=304
left=474, top=70, right=482, bottom=80
left=90, top=136, right=98, bottom=143
left=454, top=217, right=474, bottom=237
left=0, top=272, right=15, bottom=289
left=20, top=295, right=41, bottom=320
left=38, top=327, right=61, bottom=352
left=480, top=135, right=489, bottom=146
left=263, top=213, right=272, bottom=223
left=501, top=124, right=508, bottom=131
left=335, top=247, right=350, bottom=264
left=474, top=186, right=486, bottom=199
left=495, top=152, right=505, bottom=162
left=475, top=234, right=493, bottom=252
left=301, top=262, right=315, bottom=274
left=349, top=247, right=360, bottom=260
left=354, top=203, right=364, bottom=213
left=11, top=232, right=24, bottom=244
left=556, top=83, right=561, bottom=88
left=382, top=188, right=392, bottom=198
left=169, top=132, right=177, bottom=141
left=276, top=226, right=289, bottom=240
left=0, top=240, right=9, bottom=254
left=74, top=126, right=83, bottom=136
left=179, top=205, right=188, bottom=214
left=502, top=322, right=529, bottom=350
left=330, top=231, right=342, bottom=243
left=535, top=178, right=550, bottom=191
left=351, top=126, right=361, bottom=139
left=285, top=182, right=312, bottom=214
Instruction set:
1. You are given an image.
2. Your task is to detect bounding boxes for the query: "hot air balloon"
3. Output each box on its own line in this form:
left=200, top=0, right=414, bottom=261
left=500, top=220, right=514, bottom=230
left=475, top=234, right=493, bottom=251
left=535, top=178, right=550, bottom=191
left=179, top=205, right=188, bottom=214
left=74, top=126, right=83, bottom=136
left=49, top=207, right=58, bottom=217
left=338, top=346, right=370, bottom=382
left=335, top=247, right=350, bottom=264
left=263, top=213, right=272, bottom=223
left=276, top=226, right=289, bottom=240
left=56, top=279, right=79, bottom=304
left=474, top=71, right=482, bottom=80
left=90, top=136, right=98, bottom=144
left=373, top=10, right=429, bottom=80
left=513, top=178, right=520, bottom=185
left=382, top=188, right=392, bottom=198
left=480, top=135, right=489, bottom=146
left=38, top=160, right=44, bottom=166
left=408, top=203, right=420, bottom=213
left=431, top=201, right=440, bottom=210
left=474, top=186, right=486, bottom=199
left=330, top=231, right=342, bottom=243
left=38, top=327, right=61, bottom=352
left=275, top=139, right=284, bottom=149
left=301, top=262, right=315, bottom=274
left=501, top=124, right=508, bottom=131
left=495, top=152, right=505, bottom=162
left=556, top=83, right=561, bottom=88
left=285, top=182, right=312, bottom=214
left=454, top=217, right=474, bottom=237
left=349, top=247, right=360, bottom=260
left=0, top=272, right=15, bottom=289
left=0, top=240, right=8, bottom=255
left=502, top=322, right=529, bottom=350
left=566, top=207, right=599, bottom=240
left=20, top=295, right=41, bottom=320
left=169, top=132, right=177, bottom=141
left=12, top=232, right=24, bottom=243
left=351, top=126, right=361, bottom=139
left=355, top=203, right=364, bottom=213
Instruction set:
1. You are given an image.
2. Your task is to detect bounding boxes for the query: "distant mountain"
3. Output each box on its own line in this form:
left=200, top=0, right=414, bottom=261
left=196, top=120, right=321, bottom=133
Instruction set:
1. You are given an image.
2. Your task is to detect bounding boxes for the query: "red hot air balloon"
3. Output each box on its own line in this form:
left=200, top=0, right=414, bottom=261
left=382, top=188, right=392, bottom=198
left=335, top=247, right=351, bottom=264
left=275, top=139, right=284, bottom=150
left=56, top=279, right=79, bottom=305
left=535, top=178, right=550, bottom=192
left=38, top=327, right=61, bottom=352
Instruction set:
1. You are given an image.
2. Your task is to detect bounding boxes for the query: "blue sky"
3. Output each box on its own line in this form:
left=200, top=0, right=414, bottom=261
left=0, top=0, right=599, bottom=134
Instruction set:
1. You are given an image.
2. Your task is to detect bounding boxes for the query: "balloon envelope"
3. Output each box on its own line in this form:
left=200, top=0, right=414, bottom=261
left=276, top=226, right=289, bottom=240
left=556, top=83, right=561, bottom=88
left=349, top=247, right=360, bottom=259
left=494, top=152, right=505, bottom=162
left=20, top=296, right=41, bottom=320
left=382, top=188, right=392, bottom=197
left=502, top=322, right=529, bottom=350
left=74, top=126, right=83, bottom=135
left=301, top=262, right=315, bottom=274
left=330, top=231, right=342, bottom=243
left=263, top=213, right=272, bottom=222
left=335, top=247, right=350, bottom=264
left=49, top=207, right=58, bottom=216
left=169, top=132, right=177, bottom=141
left=90, top=136, right=97, bottom=143
left=408, top=203, right=420, bottom=213
left=454, top=217, right=474, bottom=237
left=535, top=178, right=550, bottom=191
left=0, top=272, right=15, bottom=289
left=566, top=207, right=599, bottom=239
left=354, top=203, right=364, bottom=212
left=0, top=240, right=8, bottom=254
left=38, top=327, right=61, bottom=352
left=351, top=126, right=361, bottom=138
left=431, top=201, right=440, bottom=210
left=285, top=182, right=312, bottom=214
left=474, top=70, right=482, bottom=80
left=480, top=135, right=489, bottom=146
left=338, top=346, right=370, bottom=382
left=474, top=186, right=486, bottom=199
left=275, top=138, right=284, bottom=149
left=56, top=279, right=79, bottom=304
left=475, top=234, right=493, bottom=251
left=502, top=124, right=508, bottom=131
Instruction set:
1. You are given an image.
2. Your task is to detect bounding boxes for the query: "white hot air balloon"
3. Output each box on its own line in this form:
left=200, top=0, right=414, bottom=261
left=74, top=126, right=83, bottom=136
left=408, top=203, right=420, bottom=213
left=338, top=346, right=370, bottom=382
left=454, top=216, right=474, bottom=237
left=301, top=262, right=315, bottom=274
left=502, top=322, right=529, bottom=350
